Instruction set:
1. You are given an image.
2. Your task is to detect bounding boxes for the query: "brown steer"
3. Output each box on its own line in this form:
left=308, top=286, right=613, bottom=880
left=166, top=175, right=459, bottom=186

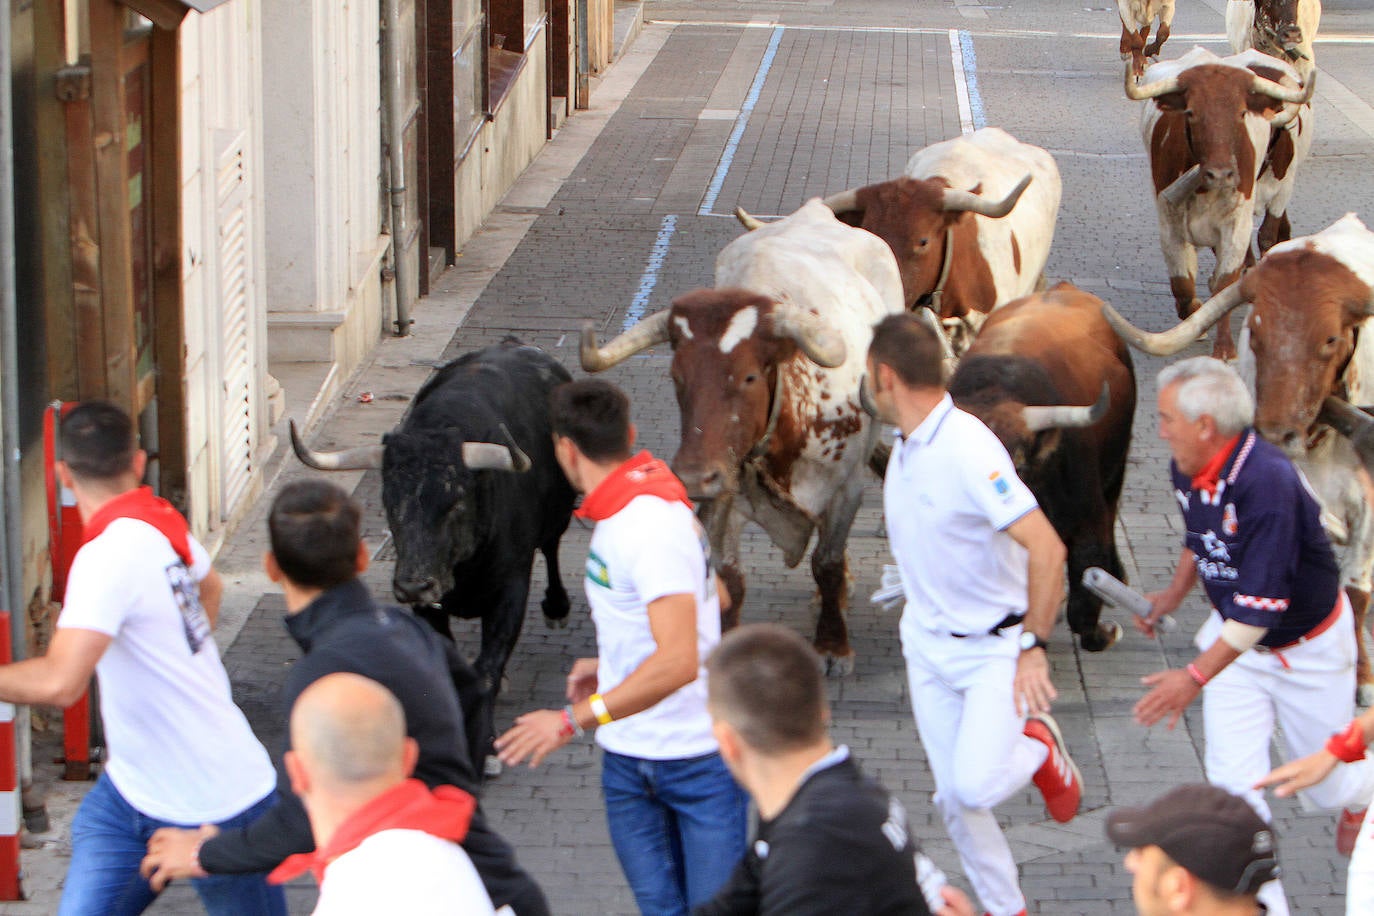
left=1105, top=213, right=1374, bottom=700
left=1127, top=48, right=1313, bottom=361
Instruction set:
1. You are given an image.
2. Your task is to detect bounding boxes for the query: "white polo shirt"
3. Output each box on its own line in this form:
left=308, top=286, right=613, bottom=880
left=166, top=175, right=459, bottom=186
left=883, top=394, right=1040, bottom=644
left=585, top=494, right=720, bottom=760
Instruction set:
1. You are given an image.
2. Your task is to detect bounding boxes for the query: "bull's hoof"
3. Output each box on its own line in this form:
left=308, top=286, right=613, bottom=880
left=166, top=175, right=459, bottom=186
left=1358, top=682, right=1374, bottom=710
left=484, top=755, right=504, bottom=779
left=822, top=651, right=855, bottom=678
left=544, top=614, right=569, bottom=630
left=1079, top=620, right=1124, bottom=653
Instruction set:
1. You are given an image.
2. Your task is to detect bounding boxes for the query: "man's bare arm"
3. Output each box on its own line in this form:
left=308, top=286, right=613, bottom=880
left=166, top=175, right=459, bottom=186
left=0, top=628, right=110, bottom=707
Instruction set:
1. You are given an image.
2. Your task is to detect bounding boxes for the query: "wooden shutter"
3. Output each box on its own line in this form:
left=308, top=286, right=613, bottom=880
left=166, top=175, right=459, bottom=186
left=215, top=131, right=253, bottom=517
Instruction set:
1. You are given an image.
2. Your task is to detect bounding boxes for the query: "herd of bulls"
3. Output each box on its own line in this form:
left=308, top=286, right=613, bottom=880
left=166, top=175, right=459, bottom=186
left=289, top=0, right=1374, bottom=773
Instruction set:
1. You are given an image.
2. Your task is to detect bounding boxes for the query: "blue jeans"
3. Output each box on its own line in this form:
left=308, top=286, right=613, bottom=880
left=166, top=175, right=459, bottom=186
left=601, top=749, right=748, bottom=916
left=60, top=773, right=286, bottom=916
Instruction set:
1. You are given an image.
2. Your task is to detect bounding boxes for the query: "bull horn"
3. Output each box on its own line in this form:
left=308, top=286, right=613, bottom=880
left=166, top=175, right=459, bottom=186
left=289, top=419, right=385, bottom=471
left=1160, top=164, right=1203, bottom=206
left=941, top=174, right=1032, bottom=218
left=1250, top=68, right=1316, bottom=106
left=771, top=303, right=847, bottom=368
left=1101, top=283, right=1249, bottom=357
left=1318, top=397, right=1374, bottom=470
left=462, top=423, right=531, bottom=473
left=859, top=373, right=880, bottom=419
left=1021, top=383, right=1111, bottom=432
left=580, top=311, right=671, bottom=372
left=734, top=207, right=766, bottom=231
left=821, top=189, right=860, bottom=214
left=1124, top=60, right=1181, bottom=101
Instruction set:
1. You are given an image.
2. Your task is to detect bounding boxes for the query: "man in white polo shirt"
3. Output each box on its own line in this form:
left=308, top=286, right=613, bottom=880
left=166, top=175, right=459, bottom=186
left=865, top=313, right=1083, bottom=916
left=496, top=379, right=747, bottom=916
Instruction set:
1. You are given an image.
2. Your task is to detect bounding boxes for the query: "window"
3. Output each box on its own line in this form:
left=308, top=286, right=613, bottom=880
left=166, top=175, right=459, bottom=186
left=454, top=23, right=483, bottom=150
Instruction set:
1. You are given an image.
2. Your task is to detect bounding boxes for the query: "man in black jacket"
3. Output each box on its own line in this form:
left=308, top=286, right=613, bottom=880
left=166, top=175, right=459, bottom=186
left=140, top=479, right=547, bottom=915
left=694, top=624, right=972, bottom=916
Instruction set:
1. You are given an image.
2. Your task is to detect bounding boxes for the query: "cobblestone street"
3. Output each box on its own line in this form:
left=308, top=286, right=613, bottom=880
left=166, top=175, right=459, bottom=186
left=12, top=0, right=1374, bottom=912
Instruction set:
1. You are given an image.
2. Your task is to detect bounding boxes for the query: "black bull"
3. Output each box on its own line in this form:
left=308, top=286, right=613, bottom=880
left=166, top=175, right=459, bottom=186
left=947, top=285, right=1137, bottom=651
left=291, top=338, right=576, bottom=774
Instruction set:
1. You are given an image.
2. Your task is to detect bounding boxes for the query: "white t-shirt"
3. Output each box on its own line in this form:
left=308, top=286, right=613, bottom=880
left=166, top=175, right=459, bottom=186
left=585, top=494, right=720, bottom=760
left=884, top=395, right=1040, bottom=646
left=313, top=830, right=496, bottom=915
left=58, top=518, right=276, bottom=823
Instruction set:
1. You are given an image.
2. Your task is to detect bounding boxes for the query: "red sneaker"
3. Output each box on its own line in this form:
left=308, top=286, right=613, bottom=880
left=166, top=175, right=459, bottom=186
left=1025, top=713, right=1082, bottom=823
left=1338, top=807, right=1366, bottom=857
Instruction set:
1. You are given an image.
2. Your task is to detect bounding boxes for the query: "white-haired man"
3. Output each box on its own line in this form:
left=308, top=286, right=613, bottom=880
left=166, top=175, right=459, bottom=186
left=1133, top=356, right=1374, bottom=916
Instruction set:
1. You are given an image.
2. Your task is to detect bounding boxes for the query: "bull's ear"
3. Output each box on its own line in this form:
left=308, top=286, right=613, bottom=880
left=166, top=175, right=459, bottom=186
left=1154, top=92, right=1187, bottom=112
left=1031, top=429, right=1062, bottom=468
left=832, top=208, right=865, bottom=229
left=1246, top=93, right=1285, bottom=117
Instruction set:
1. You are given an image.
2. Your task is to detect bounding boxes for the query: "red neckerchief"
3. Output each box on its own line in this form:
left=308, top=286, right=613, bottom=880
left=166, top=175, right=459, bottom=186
left=1191, top=434, right=1242, bottom=496
left=82, top=486, right=193, bottom=567
left=268, top=779, right=476, bottom=885
left=574, top=450, right=693, bottom=521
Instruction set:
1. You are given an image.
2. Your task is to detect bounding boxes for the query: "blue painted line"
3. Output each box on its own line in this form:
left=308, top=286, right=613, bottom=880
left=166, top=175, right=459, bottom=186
left=958, top=31, right=986, bottom=130
left=622, top=214, right=680, bottom=333
left=699, top=26, right=785, bottom=216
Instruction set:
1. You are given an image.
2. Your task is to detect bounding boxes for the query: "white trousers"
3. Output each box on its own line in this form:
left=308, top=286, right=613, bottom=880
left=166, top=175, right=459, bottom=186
left=1350, top=804, right=1374, bottom=915
left=902, top=627, right=1048, bottom=916
left=1196, top=601, right=1374, bottom=916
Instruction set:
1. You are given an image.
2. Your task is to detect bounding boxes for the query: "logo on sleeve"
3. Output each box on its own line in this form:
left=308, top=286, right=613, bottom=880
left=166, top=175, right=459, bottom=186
left=989, top=471, right=1012, bottom=502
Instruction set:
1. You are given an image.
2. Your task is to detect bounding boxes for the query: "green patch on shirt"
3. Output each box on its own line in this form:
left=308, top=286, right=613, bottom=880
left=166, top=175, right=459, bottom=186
left=586, top=551, right=612, bottom=588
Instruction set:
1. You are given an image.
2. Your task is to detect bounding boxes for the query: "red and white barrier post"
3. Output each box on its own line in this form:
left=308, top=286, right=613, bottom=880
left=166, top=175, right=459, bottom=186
left=0, top=610, right=23, bottom=899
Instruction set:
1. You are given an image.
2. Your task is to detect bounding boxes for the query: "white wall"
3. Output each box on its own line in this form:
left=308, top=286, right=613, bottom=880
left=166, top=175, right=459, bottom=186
left=261, top=0, right=387, bottom=372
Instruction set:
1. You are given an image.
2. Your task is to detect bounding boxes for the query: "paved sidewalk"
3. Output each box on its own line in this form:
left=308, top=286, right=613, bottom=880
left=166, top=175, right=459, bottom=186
left=8, top=0, right=1374, bottom=912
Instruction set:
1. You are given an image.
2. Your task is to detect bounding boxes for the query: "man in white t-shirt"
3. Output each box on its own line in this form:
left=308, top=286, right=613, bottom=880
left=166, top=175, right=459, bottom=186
left=0, top=400, right=281, bottom=914
left=865, top=314, right=1083, bottom=916
left=496, top=379, right=748, bottom=916
left=269, top=672, right=495, bottom=915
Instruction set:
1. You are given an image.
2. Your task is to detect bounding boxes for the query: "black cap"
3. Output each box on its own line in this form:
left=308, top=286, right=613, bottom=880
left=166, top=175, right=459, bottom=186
left=1105, top=784, right=1280, bottom=895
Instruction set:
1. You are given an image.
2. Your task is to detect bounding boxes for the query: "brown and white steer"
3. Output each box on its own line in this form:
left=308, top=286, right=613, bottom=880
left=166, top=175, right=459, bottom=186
left=1104, top=213, right=1374, bottom=703
left=761, top=127, right=1060, bottom=356
left=1127, top=47, right=1314, bottom=360
left=1118, top=0, right=1176, bottom=77
left=1228, top=0, right=1321, bottom=81
left=582, top=200, right=904, bottom=674
left=948, top=283, right=1137, bottom=652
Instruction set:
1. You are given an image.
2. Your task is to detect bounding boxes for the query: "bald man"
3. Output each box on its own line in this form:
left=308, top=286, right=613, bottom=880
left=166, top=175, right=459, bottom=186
left=270, top=673, right=497, bottom=915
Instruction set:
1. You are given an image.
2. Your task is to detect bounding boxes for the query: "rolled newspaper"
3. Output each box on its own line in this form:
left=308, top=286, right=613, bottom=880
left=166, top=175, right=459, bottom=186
left=1082, top=567, right=1177, bottom=633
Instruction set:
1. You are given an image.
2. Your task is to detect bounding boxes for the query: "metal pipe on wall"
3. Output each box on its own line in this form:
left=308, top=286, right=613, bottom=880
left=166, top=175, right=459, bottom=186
left=0, top=0, right=36, bottom=883
left=1, top=0, right=27, bottom=662
left=380, top=0, right=412, bottom=336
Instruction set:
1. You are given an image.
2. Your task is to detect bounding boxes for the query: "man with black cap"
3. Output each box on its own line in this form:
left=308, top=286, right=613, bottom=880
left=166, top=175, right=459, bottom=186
left=1106, top=784, right=1281, bottom=915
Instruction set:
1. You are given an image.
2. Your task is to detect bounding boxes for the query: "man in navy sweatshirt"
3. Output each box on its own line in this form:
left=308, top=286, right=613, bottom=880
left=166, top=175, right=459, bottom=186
left=140, top=479, right=547, bottom=915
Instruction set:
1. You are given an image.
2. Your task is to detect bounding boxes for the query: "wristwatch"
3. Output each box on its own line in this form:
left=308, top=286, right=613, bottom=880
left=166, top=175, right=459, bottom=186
left=1018, top=631, right=1048, bottom=652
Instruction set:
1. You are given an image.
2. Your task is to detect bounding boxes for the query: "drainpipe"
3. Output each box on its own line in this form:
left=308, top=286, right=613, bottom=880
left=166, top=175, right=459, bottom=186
left=575, top=0, right=590, bottom=109
left=0, top=0, right=21, bottom=656
left=0, top=0, right=37, bottom=850
left=379, top=0, right=412, bottom=336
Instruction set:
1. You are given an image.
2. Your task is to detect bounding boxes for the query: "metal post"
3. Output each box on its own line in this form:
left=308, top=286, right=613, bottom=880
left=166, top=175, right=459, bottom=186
left=380, top=0, right=413, bottom=336
left=575, top=0, right=589, bottom=109
left=0, top=0, right=29, bottom=896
